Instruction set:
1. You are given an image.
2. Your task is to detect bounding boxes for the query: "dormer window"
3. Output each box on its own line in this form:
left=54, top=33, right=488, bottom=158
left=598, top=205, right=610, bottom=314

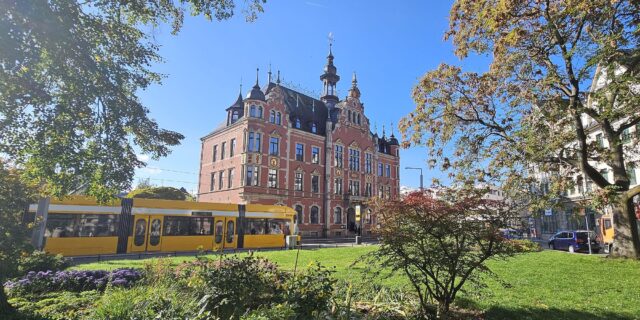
left=294, top=118, right=301, bottom=129
left=311, top=123, right=317, bottom=133
left=231, top=110, right=239, bottom=123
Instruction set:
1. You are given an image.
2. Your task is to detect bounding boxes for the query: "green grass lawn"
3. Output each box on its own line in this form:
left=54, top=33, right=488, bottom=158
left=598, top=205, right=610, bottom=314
left=75, top=247, right=640, bottom=320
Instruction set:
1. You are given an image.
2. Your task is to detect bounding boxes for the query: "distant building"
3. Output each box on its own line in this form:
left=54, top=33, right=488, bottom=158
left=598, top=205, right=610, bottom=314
left=197, top=45, right=400, bottom=238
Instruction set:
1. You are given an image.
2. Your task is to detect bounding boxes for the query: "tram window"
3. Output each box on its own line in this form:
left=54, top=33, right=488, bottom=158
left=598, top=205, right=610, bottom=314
left=245, top=219, right=266, bottom=235
left=163, top=217, right=190, bottom=236
left=78, top=214, right=119, bottom=237
left=45, top=213, right=76, bottom=238
left=266, top=219, right=291, bottom=235
left=215, top=221, right=223, bottom=243
left=190, top=217, right=213, bottom=235
left=226, top=220, right=234, bottom=243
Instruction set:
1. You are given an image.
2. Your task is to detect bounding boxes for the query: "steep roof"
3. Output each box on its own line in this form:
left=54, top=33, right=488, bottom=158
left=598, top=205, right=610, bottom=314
left=265, top=82, right=329, bottom=136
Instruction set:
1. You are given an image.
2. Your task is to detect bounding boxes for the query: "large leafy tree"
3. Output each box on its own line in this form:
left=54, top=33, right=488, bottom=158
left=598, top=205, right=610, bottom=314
left=0, top=0, right=265, bottom=201
left=0, top=0, right=265, bottom=312
left=400, top=0, right=640, bottom=258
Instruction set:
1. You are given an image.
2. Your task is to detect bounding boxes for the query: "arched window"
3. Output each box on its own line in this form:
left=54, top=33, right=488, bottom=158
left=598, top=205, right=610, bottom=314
left=269, top=110, right=276, bottom=123
left=310, top=206, right=319, bottom=224
left=357, top=113, right=361, bottom=125
left=258, top=106, right=263, bottom=118
left=295, top=205, right=303, bottom=224
left=347, top=110, right=352, bottom=122
left=231, top=110, right=239, bottom=123
left=366, top=209, right=372, bottom=224
left=250, top=105, right=257, bottom=117
left=334, top=207, right=342, bottom=224
left=294, top=118, right=301, bottom=129
left=311, top=123, right=317, bottom=133
left=276, top=112, right=282, bottom=125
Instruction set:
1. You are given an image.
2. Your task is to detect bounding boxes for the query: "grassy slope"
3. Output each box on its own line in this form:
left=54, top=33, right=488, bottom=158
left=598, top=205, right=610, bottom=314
left=75, top=247, right=640, bottom=320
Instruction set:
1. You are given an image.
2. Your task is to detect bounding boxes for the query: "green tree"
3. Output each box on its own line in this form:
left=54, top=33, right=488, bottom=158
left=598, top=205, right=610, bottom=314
left=127, top=186, right=194, bottom=201
left=400, top=0, right=640, bottom=258
left=0, top=0, right=266, bottom=312
left=0, top=0, right=265, bottom=202
left=0, top=163, right=35, bottom=313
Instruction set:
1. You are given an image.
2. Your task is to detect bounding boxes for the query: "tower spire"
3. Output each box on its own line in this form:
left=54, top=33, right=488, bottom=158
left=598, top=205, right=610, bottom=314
left=348, top=71, right=360, bottom=99
left=255, top=68, right=260, bottom=87
left=276, top=70, right=281, bottom=85
left=320, top=33, right=340, bottom=106
left=268, top=64, right=272, bottom=83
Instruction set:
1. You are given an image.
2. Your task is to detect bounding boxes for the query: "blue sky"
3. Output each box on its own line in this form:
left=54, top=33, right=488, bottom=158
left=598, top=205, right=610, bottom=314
left=134, top=0, right=488, bottom=193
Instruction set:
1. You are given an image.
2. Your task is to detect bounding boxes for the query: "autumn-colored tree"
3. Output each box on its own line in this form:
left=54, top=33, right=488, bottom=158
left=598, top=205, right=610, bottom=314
left=400, top=0, right=640, bottom=258
left=364, top=190, right=520, bottom=319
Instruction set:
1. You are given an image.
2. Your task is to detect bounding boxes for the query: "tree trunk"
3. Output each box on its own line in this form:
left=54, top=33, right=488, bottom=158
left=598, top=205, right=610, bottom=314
left=611, top=197, right=640, bottom=259
left=0, top=279, right=13, bottom=315
left=436, top=299, right=451, bottom=319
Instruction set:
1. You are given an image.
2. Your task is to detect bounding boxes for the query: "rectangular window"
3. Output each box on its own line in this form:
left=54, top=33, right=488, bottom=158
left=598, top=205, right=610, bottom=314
left=622, top=128, right=631, bottom=144
left=365, top=183, right=372, bottom=197
left=248, top=132, right=261, bottom=152
left=386, top=186, right=391, bottom=199
left=294, top=172, right=303, bottom=191
left=212, top=145, right=218, bottom=162
left=348, top=180, right=360, bottom=196
left=246, top=166, right=259, bottom=186
left=365, top=153, right=372, bottom=173
left=312, top=175, right=319, bottom=193
left=268, top=169, right=278, bottom=188
left=334, top=178, right=343, bottom=195
left=210, top=172, right=215, bottom=191
left=628, top=164, right=637, bottom=185
left=378, top=185, right=384, bottom=198
left=349, top=149, right=360, bottom=171
left=270, top=137, right=279, bottom=156
left=163, top=217, right=213, bottom=236
left=45, top=213, right=120, bottom=238
left=386, top=164, right=391, bottom=177
left=218, top=170, right=224, bottom=190
left=230, top=139, right=236, bottom=157
left=221, top=142, right=226, bottom=160
left=596, top=133, right=604, bottom=148
left=335, top=145, right=343, bottom=168
left=228, top=168, right=234, bottom=188
left=312, top=147, right=320, bottom=164
left=296, top=143, right=304, bottom=161
left=378, top=163, right=383, bottom=176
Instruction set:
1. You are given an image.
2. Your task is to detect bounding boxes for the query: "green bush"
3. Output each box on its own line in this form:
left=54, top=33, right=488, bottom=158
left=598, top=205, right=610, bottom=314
left=18, top=251, right=69, bottom=274
left=9, top=291, right=99, bottom=320
left=91, top=284, right=198, bottom=320
left=191, top=255, right=286, bottom=319
left=282, top=262, right=336, bottom=319
left=241, top=303, right=296, bottom=320
left=508, top=239, right=542, bottom=253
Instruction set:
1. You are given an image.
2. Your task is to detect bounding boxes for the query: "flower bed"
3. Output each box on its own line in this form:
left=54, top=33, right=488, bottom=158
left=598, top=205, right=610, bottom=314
left=4, top=268, right=142, bottom=295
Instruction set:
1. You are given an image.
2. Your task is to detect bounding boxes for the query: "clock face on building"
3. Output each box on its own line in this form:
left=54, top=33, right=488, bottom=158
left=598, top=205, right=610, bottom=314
left=270, top=158, right=278, bottom=167
left=336, top=169, right=342, bottom=176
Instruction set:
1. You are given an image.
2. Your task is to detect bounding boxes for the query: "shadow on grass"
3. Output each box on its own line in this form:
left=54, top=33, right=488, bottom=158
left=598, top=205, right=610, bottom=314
left=482, top=306, right=634, bottom=320
left=456, top=297, right=633, bottom=320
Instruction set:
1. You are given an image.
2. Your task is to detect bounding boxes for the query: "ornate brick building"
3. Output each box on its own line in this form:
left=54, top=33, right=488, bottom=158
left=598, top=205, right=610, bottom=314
left=197, top=46, right=400, bottom=237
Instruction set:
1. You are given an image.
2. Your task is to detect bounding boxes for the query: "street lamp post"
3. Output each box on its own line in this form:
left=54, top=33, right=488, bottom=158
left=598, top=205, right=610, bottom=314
left=405, top=167, right=423, bottom=191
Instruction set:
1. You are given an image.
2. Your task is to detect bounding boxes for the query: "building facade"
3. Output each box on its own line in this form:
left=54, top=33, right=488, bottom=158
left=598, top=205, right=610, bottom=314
left=197, top=47, right=400, bottom=237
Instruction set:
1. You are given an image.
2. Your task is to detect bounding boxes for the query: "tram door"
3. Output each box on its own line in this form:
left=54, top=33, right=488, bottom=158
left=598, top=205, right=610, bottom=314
left=213, top=217, right=237, bottom=251
left=130, top=215, right=164, bottom=252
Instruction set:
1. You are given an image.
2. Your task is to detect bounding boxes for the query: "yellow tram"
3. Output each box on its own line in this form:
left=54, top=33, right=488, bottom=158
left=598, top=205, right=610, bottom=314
left=27, top=196, right=296, bottom=256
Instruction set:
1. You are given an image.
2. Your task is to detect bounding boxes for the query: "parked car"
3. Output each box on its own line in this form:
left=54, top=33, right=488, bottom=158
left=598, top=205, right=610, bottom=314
left=548, top=230, right=600, bottom=253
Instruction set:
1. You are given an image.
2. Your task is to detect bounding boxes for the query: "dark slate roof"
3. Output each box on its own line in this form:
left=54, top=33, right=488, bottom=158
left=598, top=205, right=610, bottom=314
left=265, top=82, right=329, bottom=136
left=246, top=84, right=265, bottom=101
left=225, top=93, right=244, bottom=111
